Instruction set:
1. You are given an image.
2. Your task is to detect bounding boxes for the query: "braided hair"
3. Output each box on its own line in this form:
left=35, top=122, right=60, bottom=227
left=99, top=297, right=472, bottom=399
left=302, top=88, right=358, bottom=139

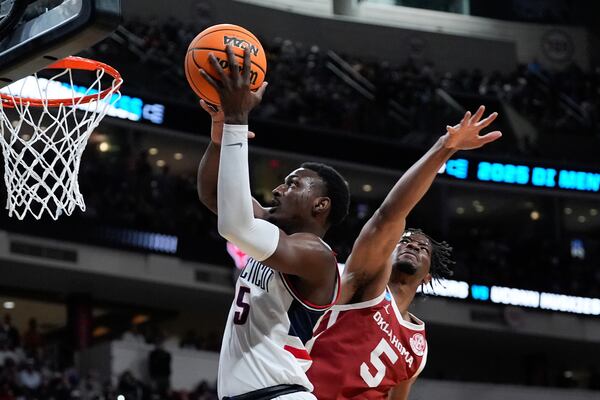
left=405, top=228, right=455, bottom=282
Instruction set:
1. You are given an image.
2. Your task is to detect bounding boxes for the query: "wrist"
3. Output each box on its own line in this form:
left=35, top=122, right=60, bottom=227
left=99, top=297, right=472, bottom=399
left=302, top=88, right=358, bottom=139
left=223, top=124, right=250, bottom=141
left=439, top=134, right=458, bottom=155
left=224, top=113, right=249, bottom=125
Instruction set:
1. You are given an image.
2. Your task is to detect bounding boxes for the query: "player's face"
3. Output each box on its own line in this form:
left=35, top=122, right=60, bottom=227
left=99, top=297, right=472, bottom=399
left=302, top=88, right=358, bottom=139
left=267, top=168, right=326, bottom=232
left=391, top=232, right=432, bottom=280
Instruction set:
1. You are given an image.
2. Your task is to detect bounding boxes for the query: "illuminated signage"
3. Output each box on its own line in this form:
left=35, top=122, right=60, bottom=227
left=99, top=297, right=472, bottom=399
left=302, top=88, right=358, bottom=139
left=439, top=159, right=600, bottom=194
left=419, top=278, right=469, bottom=299
left=490, top=286, right=540, bottom=308
left=0, top=76, right=165, bottom=125
left=104, top=228, right=177, bottom=253
left=471, top=284, right=490, bottom=301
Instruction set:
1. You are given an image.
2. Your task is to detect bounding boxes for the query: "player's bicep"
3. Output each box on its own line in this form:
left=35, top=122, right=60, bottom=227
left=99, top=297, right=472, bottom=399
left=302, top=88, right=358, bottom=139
left=262, top=232, right=334, bottom=280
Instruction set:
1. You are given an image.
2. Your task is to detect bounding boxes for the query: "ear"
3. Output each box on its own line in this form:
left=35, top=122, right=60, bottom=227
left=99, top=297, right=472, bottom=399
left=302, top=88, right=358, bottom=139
left=421, top=273, right=432, bottom=286
left=313, top=197, right=331, bottom=216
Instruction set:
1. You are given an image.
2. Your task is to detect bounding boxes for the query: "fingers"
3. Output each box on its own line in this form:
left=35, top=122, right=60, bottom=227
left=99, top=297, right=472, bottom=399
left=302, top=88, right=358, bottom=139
left=248, top=130, right=256, bottom=139
left=469, top=105, right=485, bottom=124
left=199, top=68, right=222, bottom=91
left=253, top=81, right=268, bottom=101
left=460, top=111, right=471, bottom=125
left=225, top=45, right=240, bottom=82
left=477, top=111, right=498, bottom=128
left=199, top=99, right=218, bottom=114
left=207, top=53, right=228, bottom=84
left=478, top=130, right=502, bottom=145
left=242, top=47, right=252, bottom=85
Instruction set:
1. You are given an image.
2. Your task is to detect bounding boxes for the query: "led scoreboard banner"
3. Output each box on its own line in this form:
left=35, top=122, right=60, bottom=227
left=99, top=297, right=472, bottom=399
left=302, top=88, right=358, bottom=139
left=438, top=158, right=600, bottom=194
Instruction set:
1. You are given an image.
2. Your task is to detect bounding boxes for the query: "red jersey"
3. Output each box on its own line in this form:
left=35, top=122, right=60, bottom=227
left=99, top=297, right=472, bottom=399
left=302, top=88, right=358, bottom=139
left=306, top=289, right=427, bottom=399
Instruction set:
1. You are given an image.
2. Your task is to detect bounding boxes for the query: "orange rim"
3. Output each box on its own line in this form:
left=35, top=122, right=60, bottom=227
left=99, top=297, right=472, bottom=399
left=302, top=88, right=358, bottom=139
left=0, top=56, right=122, bottom=108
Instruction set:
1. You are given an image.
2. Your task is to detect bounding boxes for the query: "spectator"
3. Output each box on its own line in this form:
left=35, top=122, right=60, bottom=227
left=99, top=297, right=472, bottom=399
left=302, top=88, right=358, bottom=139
left=117, top=370, right=144, bottom=400
left=148, top=340, right=171, bottom=396
left=18, top=359, right=42, bottom=394
left=22, top=318, right=43, bottom=358
left=0, top=316, right=18, bottom=350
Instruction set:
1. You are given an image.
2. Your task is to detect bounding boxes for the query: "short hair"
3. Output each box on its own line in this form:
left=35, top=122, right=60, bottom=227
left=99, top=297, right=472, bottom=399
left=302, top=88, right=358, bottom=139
left=405, top=228, right=454, bottom=282
left=301, top=162, right=350, bottom=226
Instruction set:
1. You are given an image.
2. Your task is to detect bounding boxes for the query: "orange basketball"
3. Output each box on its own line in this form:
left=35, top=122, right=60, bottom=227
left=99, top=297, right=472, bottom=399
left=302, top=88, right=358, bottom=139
left=184, top=24, right=267, bottom=106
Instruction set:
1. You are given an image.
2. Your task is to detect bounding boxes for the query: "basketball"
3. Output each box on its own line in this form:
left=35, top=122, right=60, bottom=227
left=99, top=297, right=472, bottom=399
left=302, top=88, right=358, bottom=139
left=184, top=24, right=267, bottom=106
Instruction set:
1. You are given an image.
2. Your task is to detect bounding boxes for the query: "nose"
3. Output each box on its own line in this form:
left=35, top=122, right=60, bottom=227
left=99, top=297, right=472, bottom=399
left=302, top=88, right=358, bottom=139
left=405, top=241, right=419, bottom=251
left=272, top=184, right=285, bottom=198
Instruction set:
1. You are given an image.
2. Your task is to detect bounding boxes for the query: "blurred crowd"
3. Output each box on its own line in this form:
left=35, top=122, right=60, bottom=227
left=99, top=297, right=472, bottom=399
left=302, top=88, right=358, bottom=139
left=0, top=313, right=219, bottom=400
left=0, top=135, right=596, bottom=298
left=83, top=17, right=600, bottom=155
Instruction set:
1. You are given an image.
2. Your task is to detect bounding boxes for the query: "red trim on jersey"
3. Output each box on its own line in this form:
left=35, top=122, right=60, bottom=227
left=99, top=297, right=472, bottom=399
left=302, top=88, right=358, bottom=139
left=281, top=253, right=340, bottom=310
left=284, top=345, right=312, bottom=360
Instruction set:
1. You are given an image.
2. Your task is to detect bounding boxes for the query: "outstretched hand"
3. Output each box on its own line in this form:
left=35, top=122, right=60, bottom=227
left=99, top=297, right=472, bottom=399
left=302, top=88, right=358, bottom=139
left=443, top=105, right=502, bottom=151
left=199, top=45, right=268, bottom=125
left=199, top=100, right=255, bottom=145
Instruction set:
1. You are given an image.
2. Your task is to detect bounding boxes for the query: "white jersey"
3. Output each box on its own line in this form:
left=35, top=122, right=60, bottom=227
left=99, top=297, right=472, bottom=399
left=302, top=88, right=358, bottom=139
left=218, top=253, right=340, bottom=398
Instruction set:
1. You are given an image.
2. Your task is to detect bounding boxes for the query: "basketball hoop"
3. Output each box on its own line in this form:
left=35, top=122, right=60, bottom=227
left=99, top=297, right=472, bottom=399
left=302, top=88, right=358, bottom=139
left=0, top=56, right=123, bottom=220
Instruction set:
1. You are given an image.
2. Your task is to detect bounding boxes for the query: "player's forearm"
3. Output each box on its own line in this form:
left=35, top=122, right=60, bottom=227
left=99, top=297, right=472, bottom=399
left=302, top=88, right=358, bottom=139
left=217, top=124, right=279, bottom=261
left=197, top=140, right=221, bottom=214
left=378, top=135, right=455, bottom=221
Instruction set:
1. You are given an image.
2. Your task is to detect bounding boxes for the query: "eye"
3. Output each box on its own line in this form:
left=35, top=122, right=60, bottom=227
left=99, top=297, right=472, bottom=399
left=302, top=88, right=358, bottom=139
left=400, top=238, right=409, bottom=244
left=420, top=246, right=430, bottom=254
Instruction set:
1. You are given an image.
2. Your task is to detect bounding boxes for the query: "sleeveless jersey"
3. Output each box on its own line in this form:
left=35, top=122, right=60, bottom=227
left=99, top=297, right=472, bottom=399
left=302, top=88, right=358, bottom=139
left=306, top=289, right=427, bottom=399
left=217, top=254, right=340, bottom=398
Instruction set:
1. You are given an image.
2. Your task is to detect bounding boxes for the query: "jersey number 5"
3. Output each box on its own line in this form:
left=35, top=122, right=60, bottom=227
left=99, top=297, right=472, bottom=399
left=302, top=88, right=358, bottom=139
left=233, top=286, right=251, bottom=325
left=360, top=338, right=399, bottom=387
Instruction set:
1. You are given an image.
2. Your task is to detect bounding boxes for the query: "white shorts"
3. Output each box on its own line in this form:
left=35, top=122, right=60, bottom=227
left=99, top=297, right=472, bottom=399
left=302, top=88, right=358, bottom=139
left=274, top=393, right=317, bottom=400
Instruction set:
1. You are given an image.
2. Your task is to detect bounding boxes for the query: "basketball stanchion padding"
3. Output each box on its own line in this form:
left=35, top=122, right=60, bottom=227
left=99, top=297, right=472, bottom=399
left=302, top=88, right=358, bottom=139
left=0, top=56, right=123, bottom=220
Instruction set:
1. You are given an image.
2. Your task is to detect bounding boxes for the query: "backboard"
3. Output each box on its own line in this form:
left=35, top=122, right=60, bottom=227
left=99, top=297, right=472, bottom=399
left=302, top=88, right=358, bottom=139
left=0, top=0, right=121, bottom=89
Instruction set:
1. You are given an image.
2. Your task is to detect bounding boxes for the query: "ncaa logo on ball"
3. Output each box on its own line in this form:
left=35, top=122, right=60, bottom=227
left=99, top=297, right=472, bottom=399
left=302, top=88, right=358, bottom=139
left=410, top=333, right=425, bottom=356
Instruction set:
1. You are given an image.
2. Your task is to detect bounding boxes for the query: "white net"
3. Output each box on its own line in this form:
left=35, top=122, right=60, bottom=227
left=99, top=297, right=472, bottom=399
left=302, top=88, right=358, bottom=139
left=0, top=61, right=121, bottom=219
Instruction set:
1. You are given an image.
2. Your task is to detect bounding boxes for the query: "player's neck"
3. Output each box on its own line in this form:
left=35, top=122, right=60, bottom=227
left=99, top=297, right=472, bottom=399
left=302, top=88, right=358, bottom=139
left=283, top=220, right=327, bottom=237
left=388, top=281, right=418, bottom=317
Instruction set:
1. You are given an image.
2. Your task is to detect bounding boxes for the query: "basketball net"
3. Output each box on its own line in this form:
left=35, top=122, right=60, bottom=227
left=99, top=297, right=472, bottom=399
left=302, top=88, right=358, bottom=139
left=0, top=56, right=122, bottom=220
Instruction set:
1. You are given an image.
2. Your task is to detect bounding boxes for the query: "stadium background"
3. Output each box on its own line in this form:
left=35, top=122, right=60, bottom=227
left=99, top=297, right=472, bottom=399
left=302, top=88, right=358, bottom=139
left=0, top=0, right=600, bottom=399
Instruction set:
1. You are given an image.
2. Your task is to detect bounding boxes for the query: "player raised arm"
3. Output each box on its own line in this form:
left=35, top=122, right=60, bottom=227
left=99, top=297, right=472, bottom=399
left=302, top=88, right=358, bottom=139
left=199, top=45, right=336, bottom=290
left=342, top=106, right=502, bottom=302
left=196, top=99, right=264, bottom=215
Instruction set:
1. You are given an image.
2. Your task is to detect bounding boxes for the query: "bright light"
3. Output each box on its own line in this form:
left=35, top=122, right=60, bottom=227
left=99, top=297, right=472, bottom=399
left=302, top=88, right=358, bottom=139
left=98, top=142, right=110, bottom=152
left=577, top=215, right=586, bottom=223
left=3, top=301, right=14, bottom=310
left=591, top=208, right=598, bottom=216
left=148, top=147, right=159, bottom=155
left=156, top=160, right=166, bottom=167
left=530, top=210, right=540, bottom=220
left=362, top=184, right=372, bottom=193
left=117, top=395, right=125, bottom=400
left=474, top=204, right=485, bottom=213
left=456, top=207, right=465, bottom=215
left=490, top=286, right=540, bottom=308
left=540, top=292, right=600, bottom=315
left=174, top=153, right=183, bottom=160
left=564, top=207, right=572, bottom=215
left=419, top=279, right=469, bottom=299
